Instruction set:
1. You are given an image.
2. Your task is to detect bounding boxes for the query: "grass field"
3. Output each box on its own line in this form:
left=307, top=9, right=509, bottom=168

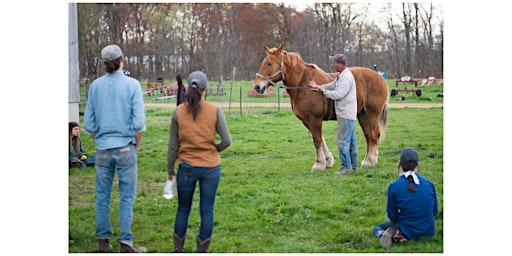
left=69, top=106, right=443, bottom=253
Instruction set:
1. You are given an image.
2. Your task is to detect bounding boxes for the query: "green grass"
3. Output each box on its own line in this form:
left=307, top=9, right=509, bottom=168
left=69, top=107, right=443, bottom=253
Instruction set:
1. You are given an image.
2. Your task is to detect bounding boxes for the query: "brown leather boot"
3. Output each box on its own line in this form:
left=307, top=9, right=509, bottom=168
left=97, top=238, right=113, bottom=253
left=120, top=242, right=147, bottom=253
left=196, top=236, right=211, bottom=253
left=173, top=233, right=185, bottom=253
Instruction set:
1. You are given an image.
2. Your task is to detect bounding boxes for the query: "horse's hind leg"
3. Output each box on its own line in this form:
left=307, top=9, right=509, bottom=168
left=358, top=110, right=380, bottom=168
left=322, top=136, right=334, bottom=168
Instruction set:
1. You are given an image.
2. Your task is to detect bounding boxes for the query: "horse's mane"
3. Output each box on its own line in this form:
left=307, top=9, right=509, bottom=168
left=283, top=50, right=323, bottom=72
left=283, top=50, right=335, bottom=80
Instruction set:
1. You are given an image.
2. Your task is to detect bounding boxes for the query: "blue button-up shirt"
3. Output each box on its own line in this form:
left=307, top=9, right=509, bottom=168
left=84, top=70, right=146, bottom=150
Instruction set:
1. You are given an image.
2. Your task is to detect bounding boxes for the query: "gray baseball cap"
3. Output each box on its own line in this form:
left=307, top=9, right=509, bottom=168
left=399, top=147, right=419, bottom=170
left=328, top=53, right=347, bottom=65
left=188, top=71, right=209, bottom=90
left=101, top=44, right=123, bottom=62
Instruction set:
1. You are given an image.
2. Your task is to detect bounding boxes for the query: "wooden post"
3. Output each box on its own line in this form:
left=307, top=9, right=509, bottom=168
left=229, top=67, right=235, bottom=113
left=68, top=3, right=80, bottom=123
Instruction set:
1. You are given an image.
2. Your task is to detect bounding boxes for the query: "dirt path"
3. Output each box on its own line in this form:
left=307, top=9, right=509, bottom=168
left=387, top=103, right=443, bottom=108
left=145, top=102, right=443, bottom=109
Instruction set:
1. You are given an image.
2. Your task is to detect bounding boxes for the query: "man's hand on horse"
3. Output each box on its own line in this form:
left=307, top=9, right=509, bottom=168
left=308, top=81, right=323, bottom=91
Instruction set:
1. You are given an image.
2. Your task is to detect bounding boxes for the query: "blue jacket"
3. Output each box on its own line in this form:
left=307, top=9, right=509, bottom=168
left=386, top=173, right=438, bottom=240
left=84, top=70, right=146, bottom=150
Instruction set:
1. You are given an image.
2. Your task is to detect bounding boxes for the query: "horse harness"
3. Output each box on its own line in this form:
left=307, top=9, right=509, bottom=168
left=255, top=53, right=337, bottom=120
left=255, top=53, right=285, bottom=87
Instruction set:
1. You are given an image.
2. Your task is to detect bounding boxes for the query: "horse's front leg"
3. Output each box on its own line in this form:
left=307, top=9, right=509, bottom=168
left=311, top=138, right=326, bottom=171
left=321, top=136, right=334, bottom=168
left=308, top=122, right=327, bottom=172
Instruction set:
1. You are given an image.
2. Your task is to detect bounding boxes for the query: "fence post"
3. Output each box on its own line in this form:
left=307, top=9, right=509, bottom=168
left=277, top=84, right=281, bottom=112
left=229, top=67, right=236, bottom=113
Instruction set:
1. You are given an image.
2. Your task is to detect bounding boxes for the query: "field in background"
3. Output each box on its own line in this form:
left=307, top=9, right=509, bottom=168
left=78, top=77, right=443, bottom=124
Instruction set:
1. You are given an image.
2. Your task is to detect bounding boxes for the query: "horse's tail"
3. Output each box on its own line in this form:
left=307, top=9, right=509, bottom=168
left=379, top=94, right=389, bottom=141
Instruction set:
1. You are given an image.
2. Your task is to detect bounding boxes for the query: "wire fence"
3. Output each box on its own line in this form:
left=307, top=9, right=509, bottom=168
left=79, top=80, right=292, bottom=125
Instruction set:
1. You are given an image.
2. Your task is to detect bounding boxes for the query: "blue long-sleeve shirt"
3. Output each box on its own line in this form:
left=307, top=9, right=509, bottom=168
left=386, top=173, right=438, bottom=240
left=84, top=70, right=146, bottom=150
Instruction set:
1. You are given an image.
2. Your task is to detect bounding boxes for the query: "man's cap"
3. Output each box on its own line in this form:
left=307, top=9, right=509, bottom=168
left=328, top=53, right=347, bottom=65
left=101, top=44, right=123, bottom=62
left=399, top=147, right=419, bottom=170
left=188, top=71, right=209, bottom=90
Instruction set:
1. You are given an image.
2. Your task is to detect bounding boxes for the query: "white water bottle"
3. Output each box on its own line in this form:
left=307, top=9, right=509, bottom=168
left=163, top=179, right=177, bottom=199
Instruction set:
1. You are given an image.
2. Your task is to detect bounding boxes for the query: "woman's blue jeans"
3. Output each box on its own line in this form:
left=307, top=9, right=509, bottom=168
left=372, top=220, right=397, bottom=238
left=336, top=118, right=358, bottom=169
left=95, top=144, right=138, bottom=246
left=174, top=163, right=221, bottom=240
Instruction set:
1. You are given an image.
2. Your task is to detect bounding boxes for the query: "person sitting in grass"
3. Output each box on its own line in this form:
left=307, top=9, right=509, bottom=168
left=372, top=147, right=438, bottom=248
left=69, top=121, right=95, bottom=168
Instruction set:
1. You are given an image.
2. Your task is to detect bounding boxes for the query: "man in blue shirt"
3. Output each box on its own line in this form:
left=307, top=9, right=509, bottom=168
left=84, top=44, right=147, bottom=253
left=372, top=147, right=438, bottom=249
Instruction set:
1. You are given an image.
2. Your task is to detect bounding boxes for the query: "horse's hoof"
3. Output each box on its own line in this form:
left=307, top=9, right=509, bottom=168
left=311, top=163, right=325, bottom=172
left=326, top=159, right=334, bottom=168
left=361, top=159, right=377, bottom=168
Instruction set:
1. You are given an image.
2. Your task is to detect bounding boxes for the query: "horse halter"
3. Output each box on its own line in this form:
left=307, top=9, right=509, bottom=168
left=255, top=53, right=285, bottom=87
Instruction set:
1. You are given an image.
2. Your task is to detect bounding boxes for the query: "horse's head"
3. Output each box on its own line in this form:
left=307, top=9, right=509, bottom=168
left=253, top=44, right=285, bottom=94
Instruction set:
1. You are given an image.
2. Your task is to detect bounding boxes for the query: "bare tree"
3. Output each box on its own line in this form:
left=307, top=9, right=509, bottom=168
left=76, top=3, right=444, bottom=81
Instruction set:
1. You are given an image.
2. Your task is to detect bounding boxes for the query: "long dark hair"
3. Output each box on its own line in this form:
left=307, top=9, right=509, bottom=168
left=185, top=84, right=205, bottom=120
left=398, top=164, right=419, bottom=193
left=104, top=56, right=122, bottom=73
left=406, top=175, right=417, bottom=193
left=69, top=121, right=80, bottom=155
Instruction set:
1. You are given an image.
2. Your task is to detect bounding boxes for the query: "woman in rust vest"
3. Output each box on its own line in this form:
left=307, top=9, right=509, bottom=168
left=167, top=71, right=232, bottom=253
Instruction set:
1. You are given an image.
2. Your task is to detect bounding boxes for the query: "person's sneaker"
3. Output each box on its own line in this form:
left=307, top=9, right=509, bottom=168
left=70, top=160, right=82, bottom=168
left=380, top=227, right=395, bottom=249
left=120, top=242, right=147, bottom=253
left=392, top=229, right=409, bottom=243
left=334, top=167, right=354, bottom=175
left=98, top=238, right=113, bottom=253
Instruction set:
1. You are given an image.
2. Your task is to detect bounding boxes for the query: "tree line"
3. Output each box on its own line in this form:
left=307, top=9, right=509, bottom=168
left=77, top=3, right=443, bottom=83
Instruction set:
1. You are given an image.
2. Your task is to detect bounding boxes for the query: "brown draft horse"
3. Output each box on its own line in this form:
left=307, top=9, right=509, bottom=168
left=253, top=44, right=389, bottom=171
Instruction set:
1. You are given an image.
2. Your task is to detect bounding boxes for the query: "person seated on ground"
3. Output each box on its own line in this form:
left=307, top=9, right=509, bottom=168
left=69, top=121, right=95, bottom=168
left=372, top=147, right=438, bottom=249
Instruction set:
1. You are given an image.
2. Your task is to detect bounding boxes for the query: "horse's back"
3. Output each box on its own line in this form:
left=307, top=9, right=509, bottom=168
left=349, top=67, right=388, bottom=110
left=350, top=67, right=388, bottom=92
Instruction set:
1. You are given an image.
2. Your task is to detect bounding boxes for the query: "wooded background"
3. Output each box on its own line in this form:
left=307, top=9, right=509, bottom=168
left=77, top=2, right=443, bottom=82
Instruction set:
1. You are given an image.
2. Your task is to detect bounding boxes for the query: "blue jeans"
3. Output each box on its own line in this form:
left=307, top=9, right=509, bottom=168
left=372, top=220, right=397, bottom=238
left=174, top=162, right=221, bottom=240
left=95, top=144, right=138, bottom=246
left=336, top=118, right=358, bottom=169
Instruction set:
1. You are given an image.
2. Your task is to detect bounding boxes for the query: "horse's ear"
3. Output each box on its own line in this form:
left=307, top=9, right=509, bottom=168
left=277, top=43, right=283, bottom=53
left=264, top=44, right=270, bottom=54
